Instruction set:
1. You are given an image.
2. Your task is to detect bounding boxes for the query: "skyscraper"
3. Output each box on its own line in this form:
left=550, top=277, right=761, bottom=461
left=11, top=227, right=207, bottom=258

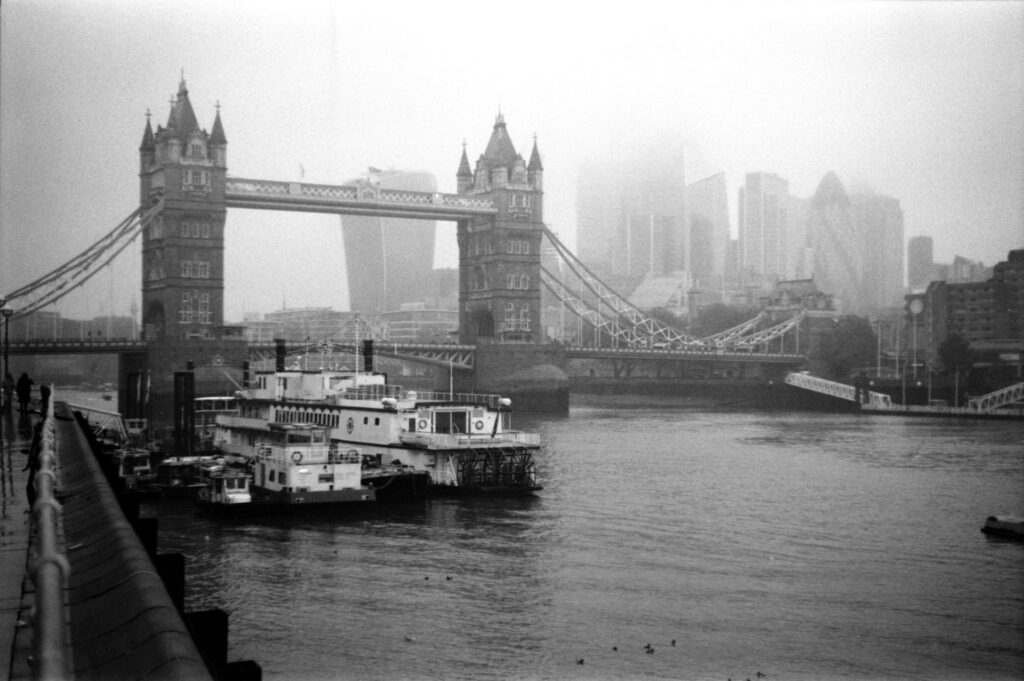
left=685, top=172, right=730, bottom=288
left=737, top=172, right=790, bottom=285
left=907, top=235, right=934, bottom=290
left=341, top=169, right=437, bottom=314
left=575, top=139, right=694, bottom=290
left=807, top=172, right=905, bottom=315
left=852, top=189, right=904, bottom=310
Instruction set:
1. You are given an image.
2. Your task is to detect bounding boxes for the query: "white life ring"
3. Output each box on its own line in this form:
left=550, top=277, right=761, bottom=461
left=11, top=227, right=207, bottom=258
left=417, top=419, right=428, bottom=430
left=291, top=451, right=302, bottom=463
left=474, top=420, right=485, bottom=431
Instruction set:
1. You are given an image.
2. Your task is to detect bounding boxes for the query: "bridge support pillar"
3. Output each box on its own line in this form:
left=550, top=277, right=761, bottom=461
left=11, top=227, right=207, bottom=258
left=472, top=343, right=569, bottom=413
left=143, top=337, right=249, bottom=450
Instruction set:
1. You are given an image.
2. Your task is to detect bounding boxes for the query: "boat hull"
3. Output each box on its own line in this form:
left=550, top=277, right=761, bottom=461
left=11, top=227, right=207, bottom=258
left=362, top=470, right=432, bottom=503
left=981, top=515, right=1024, bottom=540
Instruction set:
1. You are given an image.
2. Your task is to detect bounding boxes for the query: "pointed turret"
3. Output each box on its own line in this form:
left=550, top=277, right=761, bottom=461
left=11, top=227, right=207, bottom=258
left=209, top=107, right=227, bottom=145
left=527, top=134, right=543, bottom=190
left=457, top=141, right=473, bottom=194
left=139, top=115, right=155, bottom=152
left=167, top=76, right=201, bottom=137
left=482, top=112, right=519, bottom=168
left=209, top=103, right=227, bottom=168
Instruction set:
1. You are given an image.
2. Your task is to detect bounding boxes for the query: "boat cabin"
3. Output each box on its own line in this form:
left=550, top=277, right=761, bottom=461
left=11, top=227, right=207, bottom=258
left=253, top=423, right=364, bottom=495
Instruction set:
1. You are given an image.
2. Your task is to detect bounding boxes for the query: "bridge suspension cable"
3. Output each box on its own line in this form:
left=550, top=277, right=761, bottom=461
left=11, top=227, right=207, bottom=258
left=3, top=201, right=163, bottom=318
left=540, top=225, right=705, bottom=349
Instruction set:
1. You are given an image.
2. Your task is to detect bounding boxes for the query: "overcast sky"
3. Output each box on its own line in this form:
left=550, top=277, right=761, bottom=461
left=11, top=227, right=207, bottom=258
left=2, top=0, right=1022, bottom=323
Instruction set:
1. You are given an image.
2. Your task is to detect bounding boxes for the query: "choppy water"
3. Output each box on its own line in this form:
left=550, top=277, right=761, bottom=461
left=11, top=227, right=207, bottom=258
left=148, top=401, right=1024, bottom=681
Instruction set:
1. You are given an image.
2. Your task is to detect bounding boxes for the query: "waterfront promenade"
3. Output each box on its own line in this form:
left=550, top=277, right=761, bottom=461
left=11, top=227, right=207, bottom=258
left=0, top=395, right=251, bottom=681
left=1, top=408, right=35, bottom=679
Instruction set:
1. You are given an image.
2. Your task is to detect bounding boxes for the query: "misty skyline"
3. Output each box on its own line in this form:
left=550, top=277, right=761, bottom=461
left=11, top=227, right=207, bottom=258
left=2, top=0, right=1022, bottom=322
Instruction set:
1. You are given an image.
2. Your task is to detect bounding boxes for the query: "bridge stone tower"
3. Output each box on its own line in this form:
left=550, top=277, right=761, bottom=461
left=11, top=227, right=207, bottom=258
left=135, top=78, right=245, bottom=441
left=456, top=114, right=545, bottom=344
left=139, top=77, right=228, bottom=341
left=456, top=115, right=568, bottom=411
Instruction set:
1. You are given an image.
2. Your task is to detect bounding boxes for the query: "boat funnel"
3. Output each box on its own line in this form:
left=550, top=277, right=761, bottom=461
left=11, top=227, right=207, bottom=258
left=275, top=339, right=286, bottom=371
left=363, top=339, right=374, bottom=373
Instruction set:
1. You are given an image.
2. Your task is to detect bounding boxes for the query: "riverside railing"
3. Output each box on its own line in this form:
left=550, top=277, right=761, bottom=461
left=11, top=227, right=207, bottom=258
left=28, top=385, right=73, bottom=680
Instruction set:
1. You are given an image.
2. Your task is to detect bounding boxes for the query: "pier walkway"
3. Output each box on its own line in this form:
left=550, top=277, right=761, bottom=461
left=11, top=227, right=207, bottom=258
left=2, top=394, right=258, bottom=680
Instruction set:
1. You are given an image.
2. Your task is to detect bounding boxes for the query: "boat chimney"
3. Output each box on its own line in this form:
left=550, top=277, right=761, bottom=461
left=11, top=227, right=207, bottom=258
left=363, top=339, right=374, bottom=373
left=275, top=338, right=286, bottom=372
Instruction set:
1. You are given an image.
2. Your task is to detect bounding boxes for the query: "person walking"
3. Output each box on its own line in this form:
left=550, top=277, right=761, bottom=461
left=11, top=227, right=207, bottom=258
left=16, top=372, right=33, bottom=415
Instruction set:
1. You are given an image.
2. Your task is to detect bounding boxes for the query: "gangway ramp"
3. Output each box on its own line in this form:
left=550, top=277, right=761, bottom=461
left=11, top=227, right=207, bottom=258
left=784, top=372, right=892, bottom=409
left=968, top=381, right=1024, bottom=412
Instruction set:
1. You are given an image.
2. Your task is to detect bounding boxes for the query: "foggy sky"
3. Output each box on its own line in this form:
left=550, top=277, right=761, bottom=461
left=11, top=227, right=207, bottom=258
left=2, top=0, right=1022, bottom=322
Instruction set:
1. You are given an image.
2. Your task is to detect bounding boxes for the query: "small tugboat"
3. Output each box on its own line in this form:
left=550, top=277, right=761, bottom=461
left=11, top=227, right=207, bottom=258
left=196, top=466, right=253, bottom=513
left=148, top=456, right=219, bottom=499
left=110, top=447, right=157, bottom=492
left=981, top=515, right=1024, bottom=540
left=245, top=423, right=376, bottom=510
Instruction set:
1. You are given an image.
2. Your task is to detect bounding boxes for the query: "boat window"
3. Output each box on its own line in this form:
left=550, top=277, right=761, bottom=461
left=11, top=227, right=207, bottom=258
left=313, top=430, right=325, bottom=444
left=288, top=431, right=313, bottom=444
left=269, top=470, right=276, bottom=482
left=318, top=474, right=334, bottom=483
left=408, top=418, right=416, bottom=432
left=435, top=411, right=468, bottom=434
left=279, top=472, right=287, bottom=485
left=374, top=417, right=380, bottom=426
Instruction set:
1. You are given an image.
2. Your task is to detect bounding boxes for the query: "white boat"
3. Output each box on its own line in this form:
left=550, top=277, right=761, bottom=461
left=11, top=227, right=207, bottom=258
left=981, top=515, right=1024, bottom=539
left=214, top=368, right=541, bottom=496
left=243, top=422, right=375, bottom=509
left=196, top=466, right=253, bottom=509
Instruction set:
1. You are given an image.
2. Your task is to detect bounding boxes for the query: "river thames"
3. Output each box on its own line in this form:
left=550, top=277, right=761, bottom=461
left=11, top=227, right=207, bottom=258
left=147, top=399, right=1024, bottom=681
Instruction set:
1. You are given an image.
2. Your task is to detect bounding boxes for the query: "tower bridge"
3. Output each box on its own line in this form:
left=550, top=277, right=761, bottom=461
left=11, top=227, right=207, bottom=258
left=2, top=77, right=817, bottom=434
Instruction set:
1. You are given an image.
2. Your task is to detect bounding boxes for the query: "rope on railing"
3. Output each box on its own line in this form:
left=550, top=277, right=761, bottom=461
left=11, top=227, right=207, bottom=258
left=28, top=385, right=73, bottom=680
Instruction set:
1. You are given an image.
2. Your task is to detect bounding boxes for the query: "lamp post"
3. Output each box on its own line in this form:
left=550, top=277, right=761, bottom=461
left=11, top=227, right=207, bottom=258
left=1, top=301, right=12, bottom=411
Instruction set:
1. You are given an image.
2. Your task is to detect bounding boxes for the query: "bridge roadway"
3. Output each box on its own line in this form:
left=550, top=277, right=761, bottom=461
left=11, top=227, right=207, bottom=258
left=10, top=338, right=807, bottom=369
left=1, top=395, right=257, bottom=680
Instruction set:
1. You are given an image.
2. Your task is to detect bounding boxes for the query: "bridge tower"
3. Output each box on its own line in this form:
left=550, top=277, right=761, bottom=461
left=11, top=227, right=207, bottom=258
left=456, top=114, right=544, bottom=344
left=136, top=78, right=244, bottom=439
left=139, top=77, right=228, bottom=341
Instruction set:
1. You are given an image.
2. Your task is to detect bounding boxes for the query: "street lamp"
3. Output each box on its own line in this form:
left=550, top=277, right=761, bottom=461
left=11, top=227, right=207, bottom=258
left=1, top=301, right=13, bottom=411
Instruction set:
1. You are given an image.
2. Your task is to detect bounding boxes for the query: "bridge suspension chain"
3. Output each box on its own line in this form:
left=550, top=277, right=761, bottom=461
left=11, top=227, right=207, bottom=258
left=3, top=200, right=164, bottom=318
left=540, top=225, right=705, bottom=349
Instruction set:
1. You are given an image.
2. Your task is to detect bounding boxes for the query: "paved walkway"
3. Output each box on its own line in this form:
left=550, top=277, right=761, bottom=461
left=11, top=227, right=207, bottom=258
left=0, top=409, right=38, bottom=680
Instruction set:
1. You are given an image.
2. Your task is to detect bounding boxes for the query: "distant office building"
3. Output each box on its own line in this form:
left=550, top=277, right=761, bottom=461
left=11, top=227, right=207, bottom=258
left=341, top=169, right=437, bottom=314
left=738, top=172, right=791, bottom=285
left=576, top=140, right=689, bottom=285
left=806, top=172, right=905, bottom=316
left=937, top=255, right=992, bottom=284
left=685, top=172, right=730, bottom=289
left=381, top=303, right=458, bottom=343
left=807, top=172, right=859, bottom=313
left=907, top=235, right=934, bottom=290
left=851, top=189, right=905, bottom=311
left=258, top=307, right=356, bottom=343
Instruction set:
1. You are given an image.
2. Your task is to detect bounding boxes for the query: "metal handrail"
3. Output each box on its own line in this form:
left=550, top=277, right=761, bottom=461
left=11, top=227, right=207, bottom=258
left=29, top=386, right=73, bottom=680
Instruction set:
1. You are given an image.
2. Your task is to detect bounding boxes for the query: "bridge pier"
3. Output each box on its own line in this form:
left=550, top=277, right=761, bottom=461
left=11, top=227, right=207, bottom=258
left=136, top=337, right=248, bottom=448
left=472, top=343, right=569, bottom=413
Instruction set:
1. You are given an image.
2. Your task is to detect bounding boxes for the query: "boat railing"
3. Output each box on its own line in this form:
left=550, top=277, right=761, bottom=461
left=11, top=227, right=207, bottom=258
left=399, top=431, right=541, bottom=449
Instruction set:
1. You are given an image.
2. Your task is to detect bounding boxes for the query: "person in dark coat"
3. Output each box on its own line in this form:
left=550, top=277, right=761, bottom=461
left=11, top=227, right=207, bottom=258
left=16, top=372, right=33, bottom=415
left=24, top=423, right=42, bottom=507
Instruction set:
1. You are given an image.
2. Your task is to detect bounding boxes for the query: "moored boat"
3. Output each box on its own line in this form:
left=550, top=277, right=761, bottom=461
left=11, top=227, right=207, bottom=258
left=981, top=515, right=1024, bottom=539
left=196, top=466, right=253, bottom=512
left=214, top=363, right=541, bottom=497
left=245, top=422, right=376, bottom=510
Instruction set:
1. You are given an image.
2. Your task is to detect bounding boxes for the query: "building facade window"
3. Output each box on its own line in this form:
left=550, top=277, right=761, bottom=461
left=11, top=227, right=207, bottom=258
left=183, top=169, right=211, bottom=191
